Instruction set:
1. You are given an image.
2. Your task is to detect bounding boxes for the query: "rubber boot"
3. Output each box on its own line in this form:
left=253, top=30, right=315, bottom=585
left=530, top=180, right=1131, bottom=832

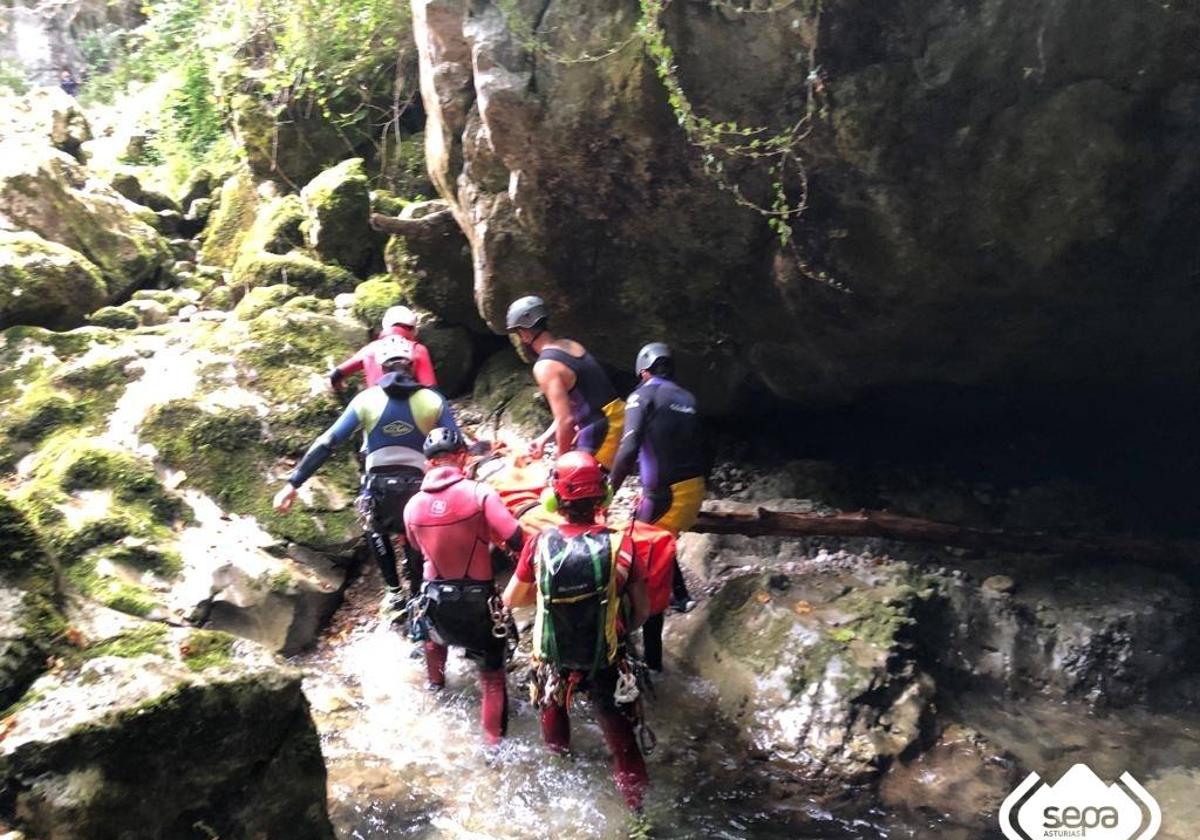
left=478, top=668, right=508, bottom=745
left=541, top=703, right=571, bottom=754
left=595, top=707, right=648, bottom=810
left=424, top=641, right=447, bottom=691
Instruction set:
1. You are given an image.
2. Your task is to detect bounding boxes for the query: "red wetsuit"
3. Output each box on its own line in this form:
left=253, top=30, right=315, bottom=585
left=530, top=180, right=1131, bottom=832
left=405, top=466, right=521, bottom=744
left=333, top=325, right=437, bottom=388
left=515, top=524, right=649, bottom=809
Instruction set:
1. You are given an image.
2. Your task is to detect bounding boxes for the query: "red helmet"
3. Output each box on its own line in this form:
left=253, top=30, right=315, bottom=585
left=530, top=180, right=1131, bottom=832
left=550, top=451, right=607, bottom=501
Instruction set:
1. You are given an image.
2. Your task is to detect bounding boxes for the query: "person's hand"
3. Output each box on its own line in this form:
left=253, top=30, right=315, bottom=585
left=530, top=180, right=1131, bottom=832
left=527, top=438, right=545, bottom=459
left=273, top=484, right=298, bottom=513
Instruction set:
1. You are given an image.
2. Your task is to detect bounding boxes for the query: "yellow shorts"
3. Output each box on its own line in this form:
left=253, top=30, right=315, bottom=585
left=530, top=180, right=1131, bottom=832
left=652, top=476, right=706, bottom=536
left=590, top=398, right=625, bottom=472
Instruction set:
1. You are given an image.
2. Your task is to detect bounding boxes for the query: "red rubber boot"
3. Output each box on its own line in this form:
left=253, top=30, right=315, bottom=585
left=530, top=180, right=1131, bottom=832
left=424, top=641, right=447, bottom=691
left=478, top=668, right=508, bottom=745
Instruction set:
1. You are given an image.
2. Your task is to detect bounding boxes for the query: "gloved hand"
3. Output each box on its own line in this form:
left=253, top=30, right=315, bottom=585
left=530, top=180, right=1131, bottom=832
left=379, top=586, right=408, bottom=622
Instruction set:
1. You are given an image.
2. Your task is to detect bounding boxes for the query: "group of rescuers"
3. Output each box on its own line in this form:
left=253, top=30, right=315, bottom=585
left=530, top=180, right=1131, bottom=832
left=273, top=295, right=706, bottom=810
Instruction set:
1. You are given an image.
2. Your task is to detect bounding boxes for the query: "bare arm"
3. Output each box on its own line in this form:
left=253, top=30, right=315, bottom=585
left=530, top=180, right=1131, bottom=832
left=533, top=359, right=575, bottom=455
left=503, top=576, right=536, bottom=608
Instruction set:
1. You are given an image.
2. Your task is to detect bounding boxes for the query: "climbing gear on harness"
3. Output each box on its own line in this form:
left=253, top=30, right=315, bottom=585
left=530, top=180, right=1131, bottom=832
left=614, top=667, right=640, bottom=705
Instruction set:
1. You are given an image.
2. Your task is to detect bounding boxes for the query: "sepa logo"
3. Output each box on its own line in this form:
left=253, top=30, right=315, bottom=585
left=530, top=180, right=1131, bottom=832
left=1000, top=764, right=1161, bottom=840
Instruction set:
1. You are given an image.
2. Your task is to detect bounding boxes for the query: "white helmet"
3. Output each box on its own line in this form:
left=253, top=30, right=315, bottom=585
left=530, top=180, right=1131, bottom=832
left=374, top=335, right=415, bottom=369
left=382, top=305, right=418, bottom=330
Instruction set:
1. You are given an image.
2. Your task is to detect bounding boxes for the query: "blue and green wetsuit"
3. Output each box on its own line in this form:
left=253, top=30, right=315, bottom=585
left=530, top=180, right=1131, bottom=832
left=288, top=372, right=459, bottom=589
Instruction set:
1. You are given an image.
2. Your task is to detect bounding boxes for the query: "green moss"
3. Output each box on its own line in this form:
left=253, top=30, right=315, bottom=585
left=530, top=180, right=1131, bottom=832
left=27, top=436, right=185, bottom=529
left=199, top=168, right=260, bottom=269
left=131, top=289, right=191, bottom=315
left=86, top=306, right=139, bottom=330
left=0, top=231, right=108, bottom=330
left=370, top=189, right=408, bottom=217
left=242, top=195, right=306, bottom=256
left=202, top=286, right=235, bottom=310
left=0, top=493, right=56, bottom=593
left=231, top=252, right=355, bottom=298
left=351, top=274, right=403, bottom=328
left=233, top=285, right=300, bottom=321
left=105, top=542, right=184, bottom=579
left=53, top=352, right=140, bottom=392
left=66, top=557, right=158, bottom=617
left=84, top=624, right=170, bottom=659
left=181, top=629, right=235, bottom=671
left=300, top=158, right=372, bottom=272
left=280, top=295, right=333, bottom=315
left=10, top=394, right=89, bottom=442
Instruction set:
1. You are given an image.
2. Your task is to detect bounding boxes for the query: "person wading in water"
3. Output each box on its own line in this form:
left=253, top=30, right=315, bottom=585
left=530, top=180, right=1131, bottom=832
left=403, top=427, right=524, bottom=745
left=503, top=451, right=651, bottom=810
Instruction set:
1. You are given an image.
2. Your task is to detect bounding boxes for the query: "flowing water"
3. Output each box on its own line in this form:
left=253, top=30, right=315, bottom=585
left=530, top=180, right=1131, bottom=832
left=295, top=568, right=989, bottom=840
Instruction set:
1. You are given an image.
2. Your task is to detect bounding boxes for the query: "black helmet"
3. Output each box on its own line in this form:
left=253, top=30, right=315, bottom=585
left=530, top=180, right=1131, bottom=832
left=635, top=342, right=672, bottom=376
left=423, top=427, right=465, bottom=458
left=506, top=295, right=548, bottom=331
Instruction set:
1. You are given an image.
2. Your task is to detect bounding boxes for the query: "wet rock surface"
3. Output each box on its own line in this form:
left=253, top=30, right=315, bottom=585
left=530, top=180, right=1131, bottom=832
left=0, top=609, right=332, bottom=839
left=412, top=0, right=1200, bottom=409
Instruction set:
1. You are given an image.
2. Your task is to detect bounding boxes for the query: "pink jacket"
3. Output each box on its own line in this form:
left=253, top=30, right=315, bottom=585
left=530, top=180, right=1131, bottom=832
left=334, top=325, right=437, bottom=388
left=404, top=466, right=521, bottom=581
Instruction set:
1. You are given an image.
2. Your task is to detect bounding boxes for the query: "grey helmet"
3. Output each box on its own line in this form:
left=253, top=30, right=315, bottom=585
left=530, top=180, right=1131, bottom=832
left=505, top=295, right=548, bottom=331
left=635, top=342, right=672, bottom=376
left=423, top=427, right=465, bottom=458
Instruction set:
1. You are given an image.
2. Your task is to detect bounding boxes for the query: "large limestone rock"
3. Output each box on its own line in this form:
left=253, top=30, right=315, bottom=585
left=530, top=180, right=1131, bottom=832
left=301, top=158, right=373, bottom=275
left=381, top=199, right=484, bottom=332
left=0, top=314, right=361, bottom=652
left=0, top=87, right=92, bottom=160
left=0, top=619, right=333, bottom=838
left=412, top=0, right=1200, bottom=410
left=677, top=551, right=936, bottom=783
left=0, top=141, right=171, bottom=300
left=0, top=230, right=107, bottom=329
left=924, top=562, right=1200, bottom=708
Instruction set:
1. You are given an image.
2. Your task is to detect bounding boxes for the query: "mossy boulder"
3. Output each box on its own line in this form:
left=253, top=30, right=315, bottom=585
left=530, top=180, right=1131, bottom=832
left=472, top=348, right=551, bottom=432
left=301, top=158, right=373, bottom=274
left=0, top=231, right=107, bottom=330
left=382, top=200, right=482, bottom=331
left=0, top=493, right=63, bottom=710
left=0, top=624, right=333, bottom=838
left=0, top=87, right=92, bottom=161
left=243, top=194, right=306, bottom=256
left=231, top=252, right=356, bottom=298
left=0, top=142, right=171, bottom=299
left=421, top=323, right=476, bottom=397
left=680, top=557, right=936, bottom=784
left=109, top=170, right=180, bottom=213
left=178, top=166, right=216, bottom=209
left=86, top=306, right=139, bottom=330
left=226, top=87, right=358, bottom=187
left=198, top=167, right=261, bottom=269
left=350, top=274, right=403, bottom=329
left=234, top=284, right=302, bottom=321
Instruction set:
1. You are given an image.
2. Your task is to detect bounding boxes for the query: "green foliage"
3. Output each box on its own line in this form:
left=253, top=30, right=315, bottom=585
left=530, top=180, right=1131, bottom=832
left=0, top=60, right=30, bottom=96
left=181, top=629, right=235, bottom=671
left=163, top=56, right=224, bottom=164
left=84, top=624, right=170, bottom=660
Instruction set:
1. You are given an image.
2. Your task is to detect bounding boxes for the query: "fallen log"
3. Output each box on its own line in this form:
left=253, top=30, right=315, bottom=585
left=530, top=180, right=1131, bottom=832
left=368, top=210, right=457, bottom=241
left=690, top=502, right=1200, bottom=567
